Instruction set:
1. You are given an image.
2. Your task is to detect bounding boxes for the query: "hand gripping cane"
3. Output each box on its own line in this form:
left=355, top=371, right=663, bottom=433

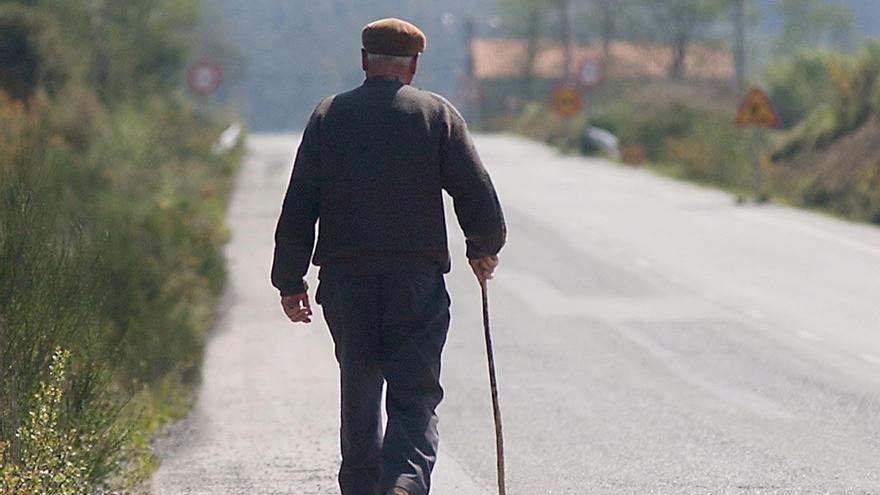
left=480, top=278, right=507, bottom=495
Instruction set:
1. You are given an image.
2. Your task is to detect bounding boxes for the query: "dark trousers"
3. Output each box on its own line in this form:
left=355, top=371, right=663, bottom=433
left=317, top=271, right=451, bottom=495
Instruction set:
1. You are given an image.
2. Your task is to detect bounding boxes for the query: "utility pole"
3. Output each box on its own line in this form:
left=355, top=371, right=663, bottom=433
left=465, top=17, right=476, bottom=85
left=464, top=17, right=482, bottom=126
left=601, top=0, right=615, bottom=65
left=559, top=0, right=578, bottom=150
left=733, top=0, right=747, bottom=94
left=523, top=8, right=541, bottom=100
left=561, top=0, right=575, bottom=83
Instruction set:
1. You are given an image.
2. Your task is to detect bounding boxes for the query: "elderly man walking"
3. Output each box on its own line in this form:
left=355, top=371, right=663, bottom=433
left=271, top=18, right=506, bottom=495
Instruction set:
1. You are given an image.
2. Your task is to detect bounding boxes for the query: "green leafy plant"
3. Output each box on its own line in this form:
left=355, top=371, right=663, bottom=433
left=0, top=349, right=90, bottom=495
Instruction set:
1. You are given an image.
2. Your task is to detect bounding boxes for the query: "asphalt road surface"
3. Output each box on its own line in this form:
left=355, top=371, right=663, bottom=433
left=152, top=133, right=880, bottom=494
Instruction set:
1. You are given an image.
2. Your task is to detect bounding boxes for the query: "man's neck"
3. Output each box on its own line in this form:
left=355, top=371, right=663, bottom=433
left=366, top=74, right=403, bottom=82
left=364, top=69, right=412, bottom=84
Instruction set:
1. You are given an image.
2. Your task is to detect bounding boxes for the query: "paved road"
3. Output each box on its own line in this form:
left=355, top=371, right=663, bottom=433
left=152, top=133, right=880, bottom=494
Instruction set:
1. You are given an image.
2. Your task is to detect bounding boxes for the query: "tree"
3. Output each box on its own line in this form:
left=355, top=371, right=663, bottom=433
left=0, top=5, right=68, bottom=101
left=641, top=0, right=728, bottom=79
left=597, top=0, right=619, bottom=63
left=86, top=0, right=199, bottom=102
left=775, top=0, right=855, bottom=57
left=497, top=0, right=547, bottom=97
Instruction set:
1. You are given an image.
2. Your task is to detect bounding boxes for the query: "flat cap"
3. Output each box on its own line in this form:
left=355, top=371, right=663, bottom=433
left=362, top=18, right=427, bottom=57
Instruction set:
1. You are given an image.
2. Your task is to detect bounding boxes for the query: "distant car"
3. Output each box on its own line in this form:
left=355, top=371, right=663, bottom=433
left=581, top=126, right=620, bottom=159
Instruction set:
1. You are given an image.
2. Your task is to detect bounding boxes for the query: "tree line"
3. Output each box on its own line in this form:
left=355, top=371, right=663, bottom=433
left=497, top=0, right=860, bottom=84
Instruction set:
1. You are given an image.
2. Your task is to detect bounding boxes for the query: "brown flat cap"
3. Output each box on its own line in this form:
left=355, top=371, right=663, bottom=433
left=362, top=18, right=427, bottom=57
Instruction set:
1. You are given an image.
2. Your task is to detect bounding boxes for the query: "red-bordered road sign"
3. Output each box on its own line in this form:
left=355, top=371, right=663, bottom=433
left=188, top=61, right=222, bottom=96
left=550, top=85, right=583, bottom=118
left=578, top=58, right=605, bottom=89
left=736, top=87, right=780, bottom=128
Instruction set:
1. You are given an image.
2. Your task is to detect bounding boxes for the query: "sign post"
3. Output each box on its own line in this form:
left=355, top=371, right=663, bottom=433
left=187, top=61, right=223, bottom=123
left=736, top=87, right=780, bottom=202
left=550, top=85, right=583, bottom=150
left=550, top=59, right=604, bottom=151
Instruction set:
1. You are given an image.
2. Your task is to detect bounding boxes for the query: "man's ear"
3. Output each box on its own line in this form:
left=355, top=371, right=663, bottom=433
left=409, top=54, right=419, bottom=76
left=361, top=49, right=369, bottom=72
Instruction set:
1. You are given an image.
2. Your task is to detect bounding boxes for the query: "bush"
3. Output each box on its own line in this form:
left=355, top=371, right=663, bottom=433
left=0, top=5, right=69, bottom=101
left=1, top=349, right=92, bottom=495
left=771, top=103, right=840, bottom=161
left=763, top=49, right=837, bottom=128
left=769, top=41, right=880, bottom=224
left=776, top=40, right=880, bottom=156
left=1, top=3, right=242, bottom=491
left=0, top=93, right=240, bottom=492
left=1, top=104, right=130, bottom=489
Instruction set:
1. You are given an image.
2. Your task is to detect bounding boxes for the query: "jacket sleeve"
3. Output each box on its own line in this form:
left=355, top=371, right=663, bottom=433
left=439, top=105, right=507, bottom=259
left=271, top=112, right=321, bottom=296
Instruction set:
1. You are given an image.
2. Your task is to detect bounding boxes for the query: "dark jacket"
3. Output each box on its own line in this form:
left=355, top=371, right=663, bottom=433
left=271, top=78, right=506, bottom=296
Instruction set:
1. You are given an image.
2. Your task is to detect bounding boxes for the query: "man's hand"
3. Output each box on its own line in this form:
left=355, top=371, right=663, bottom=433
left=469, top=255, right=499, bottom=283
left=281, top=292, right=313, bottom=324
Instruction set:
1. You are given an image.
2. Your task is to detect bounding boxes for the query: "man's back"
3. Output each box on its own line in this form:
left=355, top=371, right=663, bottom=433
left=313, top=79, right=453, bottom=272
left=272, top=77, right=504, bottom=295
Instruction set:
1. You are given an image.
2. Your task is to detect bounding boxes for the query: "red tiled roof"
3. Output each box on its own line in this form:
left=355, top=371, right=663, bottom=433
left=472, top=38, right=734, bottom=80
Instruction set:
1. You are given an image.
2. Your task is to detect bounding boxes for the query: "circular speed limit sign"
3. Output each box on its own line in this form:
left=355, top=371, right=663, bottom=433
left=187, top=61, right=222, bottom=96
left=550, top=85, right=583, bottom=119
left=578, top=59, right=605, bottom=89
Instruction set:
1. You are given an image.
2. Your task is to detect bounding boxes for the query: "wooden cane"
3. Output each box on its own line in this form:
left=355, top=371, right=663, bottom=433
left=480, top=278, right=506, bottom=495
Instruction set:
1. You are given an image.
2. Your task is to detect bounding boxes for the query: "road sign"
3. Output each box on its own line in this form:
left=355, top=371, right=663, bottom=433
left=736, top=87, right=779, bottom=202
left=736, top=88, right=780, bottom=128
left=550, top=85, right=583, bottom=119
left=578, top=59, right=605, bottom=89
left=188, top=61, right=222, bottom=96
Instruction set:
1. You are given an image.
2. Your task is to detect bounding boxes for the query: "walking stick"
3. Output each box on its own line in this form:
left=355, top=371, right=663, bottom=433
left=480, top=278, right=507, bottom=495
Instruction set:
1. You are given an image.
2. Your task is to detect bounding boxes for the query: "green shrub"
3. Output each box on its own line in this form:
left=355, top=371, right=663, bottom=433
left=0, top=113, right=131, bottom=489
left=664, top=115, right=752, bottom=188
left=1, top=349, right=91, bottom=495
left=763, top=49, right=836, bottom=128
left=768, top=41, right=880, bottom=224
left=0, top=5, right=69, bottom=101
left=771, top=104, right=840, bottom=161
left=1, top=95, right=239, bottom=492
left=1, top=3, right=242, bottom=491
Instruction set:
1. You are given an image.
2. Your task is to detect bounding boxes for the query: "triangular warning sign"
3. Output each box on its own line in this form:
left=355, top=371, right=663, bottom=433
left=736, top=88, right=780, bottom=128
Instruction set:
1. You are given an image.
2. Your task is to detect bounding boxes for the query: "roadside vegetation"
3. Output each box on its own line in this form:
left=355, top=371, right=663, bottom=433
left=0, top=1, right=241, bottom=493
left=488, top=0, right=880, bottom=225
